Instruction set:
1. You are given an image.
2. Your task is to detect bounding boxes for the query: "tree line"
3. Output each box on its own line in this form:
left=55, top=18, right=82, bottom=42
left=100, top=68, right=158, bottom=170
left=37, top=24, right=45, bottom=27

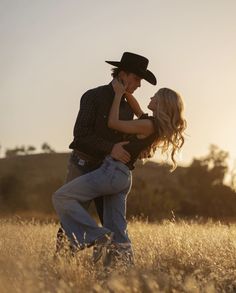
left=3, top=143, right=55, bottom=158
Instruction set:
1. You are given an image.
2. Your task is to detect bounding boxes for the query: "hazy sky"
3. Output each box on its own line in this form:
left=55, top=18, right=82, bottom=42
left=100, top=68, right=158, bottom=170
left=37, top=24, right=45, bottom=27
left=1, top=0, right=236, bottom=168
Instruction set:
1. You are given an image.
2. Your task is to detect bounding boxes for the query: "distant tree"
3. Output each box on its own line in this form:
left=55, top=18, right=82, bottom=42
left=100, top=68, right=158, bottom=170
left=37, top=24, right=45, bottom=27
left=201, top=144, right=228, bottom=185
left=17, top=146, right=26, bottom=155
left=25, top=145, right=36, bottom=155
left=5, top=149, right=16, bottom=158
left=5, top=146, right=26, bottom=157
left=41, top=142, right=55, bottom=153
left=230, top=163, right=236, bottom=192
left=177, top=144, right=234, bottom=218
left=5, top=147, right=20, bottom=157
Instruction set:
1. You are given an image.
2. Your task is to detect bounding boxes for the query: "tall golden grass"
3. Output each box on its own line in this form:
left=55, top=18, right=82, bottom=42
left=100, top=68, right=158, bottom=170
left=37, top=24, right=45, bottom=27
left=1, top=218, right=236, bottom=292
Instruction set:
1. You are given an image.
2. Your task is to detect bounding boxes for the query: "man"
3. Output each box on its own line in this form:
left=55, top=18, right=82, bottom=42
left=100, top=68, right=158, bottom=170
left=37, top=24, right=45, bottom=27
left=55, top=52, right=156, bottom=261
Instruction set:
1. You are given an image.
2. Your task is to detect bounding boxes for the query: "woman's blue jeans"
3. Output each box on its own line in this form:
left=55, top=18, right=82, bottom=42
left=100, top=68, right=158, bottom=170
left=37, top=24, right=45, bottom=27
left=52, top=156, right=132, bottom=248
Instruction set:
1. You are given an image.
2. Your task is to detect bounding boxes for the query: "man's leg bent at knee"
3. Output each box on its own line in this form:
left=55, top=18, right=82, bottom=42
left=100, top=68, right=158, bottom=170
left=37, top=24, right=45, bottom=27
left=55, top=156, right=103, bottom=255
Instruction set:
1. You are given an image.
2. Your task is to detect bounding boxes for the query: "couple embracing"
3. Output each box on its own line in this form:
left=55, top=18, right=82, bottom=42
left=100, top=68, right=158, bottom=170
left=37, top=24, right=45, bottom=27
left=52, top=52, right=186, bottom=267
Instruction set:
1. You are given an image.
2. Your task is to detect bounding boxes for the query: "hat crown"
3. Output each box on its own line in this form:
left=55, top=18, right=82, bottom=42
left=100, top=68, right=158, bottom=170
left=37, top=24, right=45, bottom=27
left=120, top=52, right=149, bottom=71
left=105, top=51, right=157, bottom=85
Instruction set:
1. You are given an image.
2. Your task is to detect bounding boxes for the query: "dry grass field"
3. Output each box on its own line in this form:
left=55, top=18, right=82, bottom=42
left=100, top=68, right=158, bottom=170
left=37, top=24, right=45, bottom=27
left=1, top=218, right=236, bottom=293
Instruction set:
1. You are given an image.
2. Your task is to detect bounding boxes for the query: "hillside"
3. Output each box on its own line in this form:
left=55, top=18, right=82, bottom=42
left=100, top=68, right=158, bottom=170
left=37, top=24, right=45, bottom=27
left=0, top=152, right=69, bottom=183
left=0, top=152, right=171, bottom=187
left=0, top=152, right=236, bottom=220
left=0, top=153, right=173, bottom=217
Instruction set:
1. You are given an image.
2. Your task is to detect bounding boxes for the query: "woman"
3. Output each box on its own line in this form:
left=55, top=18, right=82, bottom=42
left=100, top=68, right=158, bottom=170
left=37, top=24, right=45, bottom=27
left=52, top=79, right=186, bottom=263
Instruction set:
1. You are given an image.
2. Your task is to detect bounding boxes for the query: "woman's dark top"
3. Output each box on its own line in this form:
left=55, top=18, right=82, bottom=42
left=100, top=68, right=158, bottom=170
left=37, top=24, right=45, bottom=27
left=123, top=116, right=159, bottom=170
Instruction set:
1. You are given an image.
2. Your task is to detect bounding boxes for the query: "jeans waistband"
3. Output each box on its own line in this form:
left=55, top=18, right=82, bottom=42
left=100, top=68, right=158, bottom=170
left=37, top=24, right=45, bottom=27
left=104, top=156, right=130, bottom=173
left=72, top=150, right=101, bottom=162
left=71, top=150, right=102, bottom=167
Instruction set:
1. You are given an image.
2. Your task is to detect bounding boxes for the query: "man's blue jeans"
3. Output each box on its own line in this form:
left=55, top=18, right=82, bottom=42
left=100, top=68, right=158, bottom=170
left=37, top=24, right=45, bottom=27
left=52, top=156, right=132, bottom=248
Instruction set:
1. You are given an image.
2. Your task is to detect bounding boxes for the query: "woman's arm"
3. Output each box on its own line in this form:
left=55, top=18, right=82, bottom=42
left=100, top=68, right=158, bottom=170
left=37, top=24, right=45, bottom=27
left=108, top=79, right=154, bottom=136
left=125, top=93, right=144, bottom=118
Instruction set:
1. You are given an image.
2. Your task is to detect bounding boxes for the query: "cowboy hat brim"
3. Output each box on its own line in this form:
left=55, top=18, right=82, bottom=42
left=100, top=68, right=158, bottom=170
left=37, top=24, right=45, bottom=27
left=105, top=61, right=157, bottom=85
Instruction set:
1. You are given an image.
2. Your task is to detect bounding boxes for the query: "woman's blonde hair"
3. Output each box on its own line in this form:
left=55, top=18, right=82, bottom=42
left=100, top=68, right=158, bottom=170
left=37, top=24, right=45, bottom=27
left=141, top=88, right=187, bottom=171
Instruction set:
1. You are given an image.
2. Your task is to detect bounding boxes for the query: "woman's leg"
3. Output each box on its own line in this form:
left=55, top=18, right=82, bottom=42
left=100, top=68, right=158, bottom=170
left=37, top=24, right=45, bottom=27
left=53, top=166, right=111, bottom=246
left=103, top=190, right=134, bottom=267
left=103, top=191, right=130, bottom=244
left=56, top=158, right=92, bottom=253
left=52, top=157, right=130, bottom=248
left=102, top=160, right=132, bottom=243
left=53, top=195, right=110, bottom=247
left=102, top=174, right=134, bottom=266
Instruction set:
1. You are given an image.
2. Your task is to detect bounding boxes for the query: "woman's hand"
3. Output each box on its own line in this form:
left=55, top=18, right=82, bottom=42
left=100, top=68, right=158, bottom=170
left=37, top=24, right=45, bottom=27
left=112, top=78, right=127, bottom=97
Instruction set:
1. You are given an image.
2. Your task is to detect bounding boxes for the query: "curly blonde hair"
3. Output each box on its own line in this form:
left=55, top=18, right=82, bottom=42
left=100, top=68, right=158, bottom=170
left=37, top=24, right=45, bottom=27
left=140, top=88, right=187, bottom=171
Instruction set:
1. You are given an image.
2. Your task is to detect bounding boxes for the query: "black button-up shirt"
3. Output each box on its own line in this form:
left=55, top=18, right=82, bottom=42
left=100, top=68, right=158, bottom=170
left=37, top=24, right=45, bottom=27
left=69, top=83, right=134, bottom=159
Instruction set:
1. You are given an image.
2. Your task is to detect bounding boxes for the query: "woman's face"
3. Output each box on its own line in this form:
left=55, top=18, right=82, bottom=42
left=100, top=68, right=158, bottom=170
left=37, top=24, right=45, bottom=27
left=147, top=95, right=158, bottom=112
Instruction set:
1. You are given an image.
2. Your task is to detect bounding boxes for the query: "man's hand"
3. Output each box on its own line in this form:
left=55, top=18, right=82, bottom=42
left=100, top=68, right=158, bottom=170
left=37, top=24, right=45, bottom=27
left=110, top=142, right=131, bottom=164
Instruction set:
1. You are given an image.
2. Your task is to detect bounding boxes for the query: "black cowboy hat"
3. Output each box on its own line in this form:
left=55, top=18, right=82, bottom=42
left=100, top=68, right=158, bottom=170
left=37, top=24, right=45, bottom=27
left=105, top=52, right=157, bottom=85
